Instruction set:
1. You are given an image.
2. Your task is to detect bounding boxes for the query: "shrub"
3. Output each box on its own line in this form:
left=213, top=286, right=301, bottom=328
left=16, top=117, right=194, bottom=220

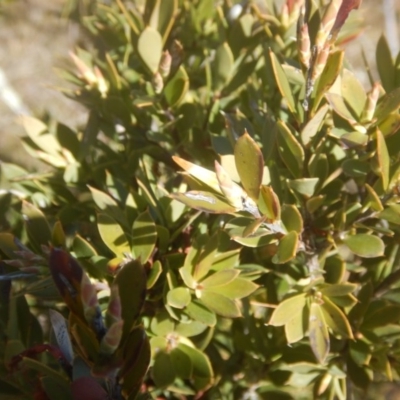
left=1, top=0, right=400, bottom=399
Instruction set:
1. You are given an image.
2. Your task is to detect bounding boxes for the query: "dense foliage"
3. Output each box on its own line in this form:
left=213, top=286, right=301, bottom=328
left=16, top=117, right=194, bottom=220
left=1, top=0, right=400, bottom=399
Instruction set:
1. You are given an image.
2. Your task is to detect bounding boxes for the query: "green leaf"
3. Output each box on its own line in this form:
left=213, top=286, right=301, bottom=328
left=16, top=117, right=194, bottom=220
left=200, top=269, right=240, bottom=288
left=175, top=319, right=208, bottom=338
left=234, top=131, right=264, bottom=201
left=301, top=104, right=329, bottom=146
left=326, top=93, right=357, bottom=124
left=170, top=347, right=193, bottom=379
left=214, top=277, right=258, bottom=299
left=164, top=66, right=189, bottom=107
left=150, top=0, right=177, bottom=43
left=341, top=69, right=367, bottom=118
left=0, top=233, right=19, bottom=258
left=22, top=201, right=52, bottom=249
left=269, top=293, right=307, bottom=326
left=172, top=156, right=222, bottom=194
left=366, top=183, right=386, bottom=212
left=72, top=235, right=97, bottom=258
left=258, top=185, right=281, bottom=220
left=374, top=87, right=400, bottom=124
left=152, top=351, right=176, bottom=387
left=277, top=121, right=304, bottom=178
left=214, top=160, right=244, bottom=209
left=309, top=302, right=329, bottom=364
left=118, top=328, right=150, bottom=398
left=52, top=221, right=66, bottom=247
left=375, top=128, right=390, bottom=190
left=199, top=290, right=241, bottom=318
left=269, top=50, right=296, bottom=115
left=88, top=186, right=127, bottom=228
left=379, top=112, right=400, bottom=137
left=170, top=191, right=237, bottom=214
left=132, top=210, right=157, bottom=263
left=167, top=287, right=191, bottom=309
left=287, top=178, right=319, bottom=198
left=225, top=217, right=280, bottom=247
left=212, top=42, right=234, bottom=90
left=137, top=26, right=163, bottom=74
left=362, top=303, right=400, bottom=329
left=147, top=260, right=162, bottom=289
left=379, top=204, right=400, bottom=224
left=21, top=357, right=70, bottom=389
left=193, top=234, right=219, bottom=281
left=347, top=353, right=372, bottom=388
left=343, top=234, right=384, bottom=258
left=321, top=296, right=353, bottom=339
left=285, top=306, right=307, bottom=344
left=21, top=116, right=65, bottom=162
left=282, top=204, right=303, bottom=234
left=340, top=131, right=368, bottom=147
left=306, top=195, right=326, bottom=213
left=342, top=159, right=370, bottom=178
left=272, top=231, right=298, bottom=264
left=177, top=343, right=213, bottom=389
left=184, top=300, right=217, bottom=327
left=114, top=260, right=146, bottom=339
left=313, top=50, right=343, bottom=111
left=150, top=312, right=174, bottom=337
left=319, top=283, right=357, bottom=297
left=97, top=213, right=131, bottom=257
left=376, top=35, right=395, bottom=93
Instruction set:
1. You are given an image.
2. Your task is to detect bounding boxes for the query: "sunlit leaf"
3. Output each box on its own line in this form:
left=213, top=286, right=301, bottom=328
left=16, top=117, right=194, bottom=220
left=234, top=131, right=264, bottom=201
left=272, top=231, right=298, bottom=264
left=97, top=213, right=131, bottom=257
left=167, top=287, right=191, bottom=309
left=269, top=293, right=307, bottom=326
left=269, top=50, right=296, bottom=115
left=321, top=296, right=353, bottom=339
left=170, top=191, right=237, bottom=214
left=277, top=121, right=305, bottom=178
left=199, top=290, right=241, bottom=318
left=343, top=234, right=384, bottom=258
left=137, top=26, right=163, bottom=74
left=309, top=302, right=329, bottom=364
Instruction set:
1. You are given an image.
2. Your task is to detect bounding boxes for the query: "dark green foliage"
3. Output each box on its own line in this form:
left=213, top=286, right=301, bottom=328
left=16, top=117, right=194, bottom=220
left=1, top=0, right=400, bottom=399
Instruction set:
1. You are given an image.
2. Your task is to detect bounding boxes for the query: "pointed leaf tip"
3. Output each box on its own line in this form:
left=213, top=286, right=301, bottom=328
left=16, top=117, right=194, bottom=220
left=234, top=131, right=264, bottom=201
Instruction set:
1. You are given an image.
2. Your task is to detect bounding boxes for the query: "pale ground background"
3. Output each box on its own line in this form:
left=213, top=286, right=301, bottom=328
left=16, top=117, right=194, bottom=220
left=0, top=0, right=400, bottom=399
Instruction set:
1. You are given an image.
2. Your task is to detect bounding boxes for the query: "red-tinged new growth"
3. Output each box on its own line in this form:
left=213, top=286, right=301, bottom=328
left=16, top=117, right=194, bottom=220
left=107, top=284, right=123, bottom=326
left=214, top=160, right=244, bottom=210
left=297, top=7, right=311, bottom=68
left=315, top=0, right=343, bottom=51
left=159, top=50, right=172, bottom=78
left=49, top=247, right=83, bottom=318
left=302, top=0, right=362, bottom=111
left=81, top=272, right=106, bottom=340
left=8, top=344, right=72, bottom=378
left=361, top=82, right=381, bottom=123
left=49, top=247, right=105, bottom=339
left=330, top=0, right=363, bottom=40
left=100, top=320, right=124, bottom=355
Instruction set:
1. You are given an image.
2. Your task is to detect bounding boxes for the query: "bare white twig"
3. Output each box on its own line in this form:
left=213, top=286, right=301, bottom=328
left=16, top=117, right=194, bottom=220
left=0, top=68, right=30, bottom=115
